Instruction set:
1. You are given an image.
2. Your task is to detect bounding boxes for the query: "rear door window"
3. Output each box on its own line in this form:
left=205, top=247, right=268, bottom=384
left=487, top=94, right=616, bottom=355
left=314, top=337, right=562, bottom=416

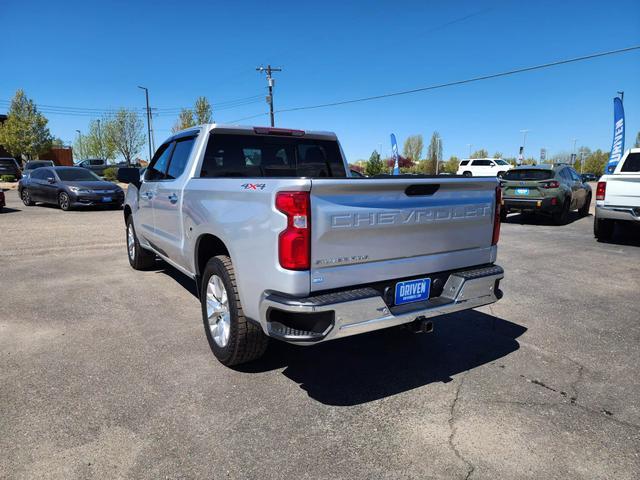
left=620, top=152, right=640, bottom=172
left=199, top=134, right=347, bottom=178
left=472, top=160, right=492, bottom=166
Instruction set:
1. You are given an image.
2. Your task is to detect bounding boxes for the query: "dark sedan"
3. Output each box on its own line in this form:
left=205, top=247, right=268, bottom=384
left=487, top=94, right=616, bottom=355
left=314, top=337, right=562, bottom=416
left=18, top=166, right=124, bottom=211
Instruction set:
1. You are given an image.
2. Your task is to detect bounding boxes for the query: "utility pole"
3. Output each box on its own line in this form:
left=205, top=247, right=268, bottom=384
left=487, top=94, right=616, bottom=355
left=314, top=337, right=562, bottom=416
left=138, top=86, right=153, bottom=162
left=256, top=65, right=282, bottom=127
left=75, top=130, right=81, bottom=162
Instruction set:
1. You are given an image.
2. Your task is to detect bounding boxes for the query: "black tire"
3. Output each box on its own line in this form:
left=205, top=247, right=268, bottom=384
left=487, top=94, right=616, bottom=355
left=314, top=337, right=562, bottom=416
left=126, top=215, right=156, bottom=270
left=463, top=171, right=472, bottom=177
left=594, top=217, right=614, bottom=241
left=579, top=193, right=591, bottom=216
left=201, top=255, right=268, bottom=366
left=552, top=198, right=570, bottom=225
left=58, top=192, right=71, bottom=211
left=21, top=189, right=35, bottom=206
left=500, top=208, right=508, bottom=222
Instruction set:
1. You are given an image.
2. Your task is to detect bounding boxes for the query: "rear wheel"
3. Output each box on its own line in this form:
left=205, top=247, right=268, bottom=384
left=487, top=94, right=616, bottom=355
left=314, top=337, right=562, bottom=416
left=552, top=198, right=570, bottom=225
left=579, top=193, right=591, bottom=216
left=500, top=208, right=508, bottom=222
left=58, top=192, right=71, bottom=211
left=594, top=217, right=614, bottom=240
left=126, top=216, right=156, bottom=269
left=21, top=189, right=34, bottom=206
left=201, top=255, right=268, bottom=366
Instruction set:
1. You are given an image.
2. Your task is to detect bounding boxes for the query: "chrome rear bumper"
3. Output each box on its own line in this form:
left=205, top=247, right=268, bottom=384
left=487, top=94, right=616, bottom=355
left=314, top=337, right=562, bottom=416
left=260, top=264, right=504, bottom=344
left=596, top=204, right=640, bottom=222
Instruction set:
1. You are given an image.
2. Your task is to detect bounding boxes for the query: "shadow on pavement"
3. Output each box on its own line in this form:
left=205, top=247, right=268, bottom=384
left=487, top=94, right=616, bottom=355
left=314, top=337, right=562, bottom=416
left=238, top=310, right=526, bottom=406
left=504, top=211, right=587, bottom=226
left=596, top=222, right=640, bottom=247
left=156, top=265, right=199, bottom=298
left=0, top=207, right=21, bottom=214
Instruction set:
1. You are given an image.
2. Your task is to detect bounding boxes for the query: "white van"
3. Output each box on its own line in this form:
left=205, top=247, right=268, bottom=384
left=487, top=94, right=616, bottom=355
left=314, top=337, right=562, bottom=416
left=457, top=158, right=512, bottom=177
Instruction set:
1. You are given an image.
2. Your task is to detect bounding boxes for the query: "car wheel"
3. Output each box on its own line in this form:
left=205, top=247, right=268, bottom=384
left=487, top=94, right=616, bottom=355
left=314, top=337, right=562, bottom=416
left=552, top=198, right=570, bottom=225
left=594, top=217, right=614, bottom=241
left=126, top=216, right=156, bottom=270
left=201, top=255, right=268, bottom=366
left=21, top=189, right=34, bottom=206
left=58, top=192, right=71, bottom=211
left=579, top=194, right=591, bottom=216
left=500, top=208, right=508, bottom=222
left=463, top=171, right=472, bottom=177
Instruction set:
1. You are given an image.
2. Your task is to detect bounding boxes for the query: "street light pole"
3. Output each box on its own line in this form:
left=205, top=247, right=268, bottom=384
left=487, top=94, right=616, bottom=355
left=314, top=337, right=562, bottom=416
left=138, top=85, right=153, bottom=163
left=96, top=119, right=103, bottom=159
left=75, top=130, right=81, bottom=162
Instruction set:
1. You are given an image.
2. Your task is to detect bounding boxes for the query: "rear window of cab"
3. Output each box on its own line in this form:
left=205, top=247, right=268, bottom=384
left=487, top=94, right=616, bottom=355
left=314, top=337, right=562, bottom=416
left=620, top=153, right=640, bottom=172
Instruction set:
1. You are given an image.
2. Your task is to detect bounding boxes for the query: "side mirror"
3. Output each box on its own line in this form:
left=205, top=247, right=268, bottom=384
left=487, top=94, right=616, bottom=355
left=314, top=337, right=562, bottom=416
left=117, top=167, right=141, bottom=188
left=47, top=177, right=55, bottom=184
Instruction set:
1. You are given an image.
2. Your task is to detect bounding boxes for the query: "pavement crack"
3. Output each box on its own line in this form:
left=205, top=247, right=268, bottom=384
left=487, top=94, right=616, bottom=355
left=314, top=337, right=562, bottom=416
left=448, top=371, right=476, bottom=480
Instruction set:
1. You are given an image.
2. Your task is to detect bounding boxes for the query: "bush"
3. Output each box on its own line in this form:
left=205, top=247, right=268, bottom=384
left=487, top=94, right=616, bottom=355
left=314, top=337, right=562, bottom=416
left=103, top=167, right=118, bottom=182
left=0, top=175, right=16, bottom=182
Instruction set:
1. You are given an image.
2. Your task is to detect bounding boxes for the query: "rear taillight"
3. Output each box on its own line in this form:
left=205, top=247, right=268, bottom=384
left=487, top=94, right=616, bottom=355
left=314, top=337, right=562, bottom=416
left=492, top=186, right=501, bottom=245
left=596, top=181, right=606, bottom=201
left=276, top=191, right=310, bottom=270
left=540, top=180, right=560, bottom=189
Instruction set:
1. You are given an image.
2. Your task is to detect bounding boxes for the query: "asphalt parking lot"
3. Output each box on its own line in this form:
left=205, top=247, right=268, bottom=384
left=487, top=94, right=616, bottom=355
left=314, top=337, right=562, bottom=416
left=1, top=189, right=639, bottom=479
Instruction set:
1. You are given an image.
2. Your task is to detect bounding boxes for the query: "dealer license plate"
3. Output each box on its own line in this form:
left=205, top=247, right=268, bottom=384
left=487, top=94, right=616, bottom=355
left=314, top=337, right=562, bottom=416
left=515, top=188, right=529, bottom=195
left=395, top=278, right=431, bottom=305
left=102, top=196, right=112, bottom=202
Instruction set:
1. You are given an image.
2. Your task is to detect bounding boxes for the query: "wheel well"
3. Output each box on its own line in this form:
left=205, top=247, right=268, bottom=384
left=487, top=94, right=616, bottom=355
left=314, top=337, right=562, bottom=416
left=195, top=234, right=230, bottom=277
left=123, top=205, right=132, bottom=224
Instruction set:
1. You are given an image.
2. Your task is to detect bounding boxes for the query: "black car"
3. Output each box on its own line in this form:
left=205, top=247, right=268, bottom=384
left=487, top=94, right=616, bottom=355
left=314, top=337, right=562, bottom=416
left=22, top=160, right=55, bottom=178
left=0, top=157, right=22, bottom=180
left=18, top=166, right=124, bottom=211
left=581, top=172, right=598, bottom=182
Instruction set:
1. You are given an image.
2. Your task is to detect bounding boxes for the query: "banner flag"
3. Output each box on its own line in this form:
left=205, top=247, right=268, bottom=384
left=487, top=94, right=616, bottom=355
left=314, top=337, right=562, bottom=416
left=606, top=97, right=625, bottom=173
left=390, top=134, right=400, bottom=175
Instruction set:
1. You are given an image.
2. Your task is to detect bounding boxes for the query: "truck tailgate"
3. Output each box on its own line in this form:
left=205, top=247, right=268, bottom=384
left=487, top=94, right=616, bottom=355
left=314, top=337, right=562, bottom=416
left=604, top=175, right=640, bottom=207
left=309, top=177, right=498, bottom=292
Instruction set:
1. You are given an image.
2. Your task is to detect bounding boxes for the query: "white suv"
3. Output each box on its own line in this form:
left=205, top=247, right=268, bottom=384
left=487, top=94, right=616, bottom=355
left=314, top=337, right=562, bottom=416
left=457, top=158, right=511, bottom=177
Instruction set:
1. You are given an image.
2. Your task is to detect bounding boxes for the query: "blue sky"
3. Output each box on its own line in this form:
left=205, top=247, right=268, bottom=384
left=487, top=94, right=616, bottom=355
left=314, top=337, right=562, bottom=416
left=1, top=0, right=639, bottom=162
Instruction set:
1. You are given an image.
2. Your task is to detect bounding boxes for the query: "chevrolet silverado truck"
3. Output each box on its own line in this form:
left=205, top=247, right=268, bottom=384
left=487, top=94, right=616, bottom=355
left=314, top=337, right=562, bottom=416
left=117, top=125, right=504, bottom=366
left=594, top=148, right=640, bottom=240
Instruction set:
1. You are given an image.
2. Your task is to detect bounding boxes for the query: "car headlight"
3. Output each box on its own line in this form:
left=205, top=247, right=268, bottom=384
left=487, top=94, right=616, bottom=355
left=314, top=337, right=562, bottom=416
left=68, top=186, right=92, bottom=194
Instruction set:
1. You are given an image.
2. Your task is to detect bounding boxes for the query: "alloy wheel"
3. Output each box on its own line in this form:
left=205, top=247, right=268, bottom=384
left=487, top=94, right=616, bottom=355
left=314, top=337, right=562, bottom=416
left=206, top=275, right=230, bottom=348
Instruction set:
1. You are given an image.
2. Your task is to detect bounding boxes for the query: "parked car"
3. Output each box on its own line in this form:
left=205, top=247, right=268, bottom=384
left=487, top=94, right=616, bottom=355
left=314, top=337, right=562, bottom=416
left=500, top=164, right=591, bottom=224
left=0, top=157, right=22, bottom=180
left=22, top=160, right=55, bottom=178
left=118, top=124, right=504, bottom=366
left=457, top=158, right=512, bottom=177
left=581, top=172, right=598, bottom=183
left=594, top=148, right=640, bottom=240
left=77, top=158, right=108, bottom=176
left=18, top=166, right=124, bottom=211
left=0, top=189, right=5, bottom=212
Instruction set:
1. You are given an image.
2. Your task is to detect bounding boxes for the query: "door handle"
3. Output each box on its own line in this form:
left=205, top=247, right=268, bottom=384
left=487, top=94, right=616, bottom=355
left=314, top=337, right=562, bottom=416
left=168, top=193, right=178, bottom=204
left=141, top=191, right=153, bottom=200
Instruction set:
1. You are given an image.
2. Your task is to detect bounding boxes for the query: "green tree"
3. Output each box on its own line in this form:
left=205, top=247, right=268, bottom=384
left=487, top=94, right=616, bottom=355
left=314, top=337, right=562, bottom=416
left=365, top=150, right=385, bottom=176
left=104, top=109, right=145, bottom=166
left=402, top=134, right=424, bottom=163
left=194, top=96, right=212, bottom=124
left=492, top=151, right=503, bottom=159
left=172, top=109, right=195, bottom=133
left=75, top=119, right=117, bottom=161
left=441, top=156, right=460, bottom=174
left=425, top=131, right=442, bottom=174
left=470, top=149, right=489, bottom=159
left=0, top=89, right=52, bottom=160
left=583, top=149, right=608, bottom=174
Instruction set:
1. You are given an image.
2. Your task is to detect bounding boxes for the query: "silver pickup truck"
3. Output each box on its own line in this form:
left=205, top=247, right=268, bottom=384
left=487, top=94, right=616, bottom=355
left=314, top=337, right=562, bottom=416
left=118, top=125, right=504, bottom=366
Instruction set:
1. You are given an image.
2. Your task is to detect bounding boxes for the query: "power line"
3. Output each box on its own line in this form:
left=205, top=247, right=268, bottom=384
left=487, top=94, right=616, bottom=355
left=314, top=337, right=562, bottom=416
left=274, top=45, right=640, bottom=114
